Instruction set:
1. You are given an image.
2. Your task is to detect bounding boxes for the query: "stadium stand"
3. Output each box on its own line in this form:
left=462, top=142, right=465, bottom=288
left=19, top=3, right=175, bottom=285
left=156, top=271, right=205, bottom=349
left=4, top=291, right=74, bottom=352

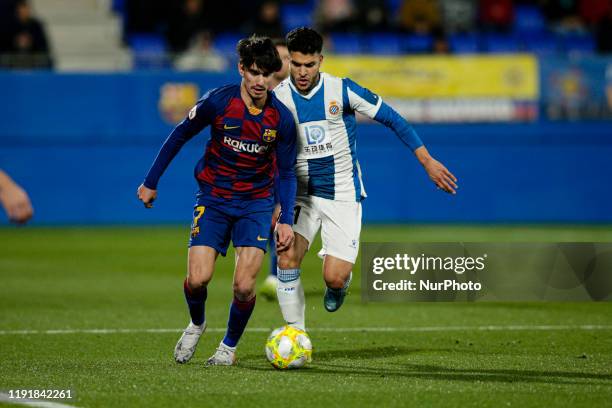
left=28, top=0, right=130, bottom=70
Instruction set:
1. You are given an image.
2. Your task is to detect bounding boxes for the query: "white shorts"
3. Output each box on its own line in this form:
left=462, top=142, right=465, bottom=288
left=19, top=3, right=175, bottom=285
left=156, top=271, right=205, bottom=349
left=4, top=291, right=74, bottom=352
left=292, top=195, right=362, bottom=264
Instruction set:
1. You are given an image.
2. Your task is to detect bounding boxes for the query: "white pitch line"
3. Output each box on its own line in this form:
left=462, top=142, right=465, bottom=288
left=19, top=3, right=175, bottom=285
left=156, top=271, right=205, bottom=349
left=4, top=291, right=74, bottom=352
left=0, top=393, right=78, bottom=408
left=0, top=325, right=611, bottom=336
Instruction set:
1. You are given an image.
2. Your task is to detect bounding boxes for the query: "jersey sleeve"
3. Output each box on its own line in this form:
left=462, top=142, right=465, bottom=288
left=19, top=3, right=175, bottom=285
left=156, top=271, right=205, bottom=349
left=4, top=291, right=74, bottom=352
left=373, top=102, right=423, bottom=151
left=343, top=78, right=383, bottom=119
left=143, top=89, right=219, bottom=189
left=344, top=78, right=423, bottom=152
left=275, top=109, right=297, bottom=225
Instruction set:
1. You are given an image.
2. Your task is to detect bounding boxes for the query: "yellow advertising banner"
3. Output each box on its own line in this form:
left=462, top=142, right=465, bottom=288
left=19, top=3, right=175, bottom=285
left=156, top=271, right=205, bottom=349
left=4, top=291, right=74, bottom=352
left=323, top=54, right=539, bottom=99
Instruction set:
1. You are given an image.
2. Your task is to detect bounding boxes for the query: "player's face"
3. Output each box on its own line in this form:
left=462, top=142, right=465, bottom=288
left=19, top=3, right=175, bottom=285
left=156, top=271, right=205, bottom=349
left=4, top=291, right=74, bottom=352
left=289, top=51, right=323, bottom=93
left=239, top=62, right=271, bottom=101
left=274, top=45, right=290, bottom=81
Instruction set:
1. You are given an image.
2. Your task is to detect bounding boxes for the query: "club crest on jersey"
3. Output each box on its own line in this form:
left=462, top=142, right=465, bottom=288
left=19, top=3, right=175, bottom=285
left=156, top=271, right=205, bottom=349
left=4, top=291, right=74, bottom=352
left=328, top=100, right=341, bottom=116
left=262, top=129, right=277, bottom=143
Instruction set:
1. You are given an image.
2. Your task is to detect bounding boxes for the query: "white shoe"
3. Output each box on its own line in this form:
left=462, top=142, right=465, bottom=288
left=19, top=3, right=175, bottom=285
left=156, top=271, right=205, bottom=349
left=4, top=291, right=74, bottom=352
left=206, top=342, right=236, bottom=366
left=174, top=321, right=206, bottom=364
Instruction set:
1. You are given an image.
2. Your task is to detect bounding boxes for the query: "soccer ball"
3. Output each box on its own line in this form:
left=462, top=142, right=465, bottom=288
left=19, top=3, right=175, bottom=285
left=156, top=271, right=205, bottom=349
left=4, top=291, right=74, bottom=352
left=265, top=325, right=312, bottom=369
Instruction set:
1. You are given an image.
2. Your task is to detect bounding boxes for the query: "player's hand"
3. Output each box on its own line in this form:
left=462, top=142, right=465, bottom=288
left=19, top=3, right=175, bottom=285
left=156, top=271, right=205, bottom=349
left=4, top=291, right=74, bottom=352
left=0, top=181, right=33, bottom=224
left=275, top=223, right=294, bottom=252
left=422, top=157, right=458, bottom=194
left=415, top=147, right=458, bottom=194
left=137, top=184, right=157, bottom=208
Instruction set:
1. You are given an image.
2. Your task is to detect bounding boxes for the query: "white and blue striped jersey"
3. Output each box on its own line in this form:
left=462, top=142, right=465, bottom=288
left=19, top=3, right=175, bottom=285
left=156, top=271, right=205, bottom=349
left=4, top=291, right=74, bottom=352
left=274, top=72, right=423, bottom=202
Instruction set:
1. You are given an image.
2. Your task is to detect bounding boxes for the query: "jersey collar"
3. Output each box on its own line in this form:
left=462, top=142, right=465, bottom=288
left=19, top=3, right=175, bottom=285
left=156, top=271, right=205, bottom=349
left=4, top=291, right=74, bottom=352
left=289, top=72, right=324, bottom=100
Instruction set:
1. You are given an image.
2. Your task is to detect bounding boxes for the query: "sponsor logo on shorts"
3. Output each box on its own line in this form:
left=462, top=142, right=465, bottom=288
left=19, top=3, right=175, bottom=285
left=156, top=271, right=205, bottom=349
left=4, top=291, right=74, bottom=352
left=257, top=235, right=268, bottom=241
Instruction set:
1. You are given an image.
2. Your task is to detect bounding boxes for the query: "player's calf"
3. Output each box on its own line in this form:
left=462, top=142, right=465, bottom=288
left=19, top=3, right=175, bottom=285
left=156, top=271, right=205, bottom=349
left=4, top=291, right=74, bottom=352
left=322, top=255, right=354, bottom=312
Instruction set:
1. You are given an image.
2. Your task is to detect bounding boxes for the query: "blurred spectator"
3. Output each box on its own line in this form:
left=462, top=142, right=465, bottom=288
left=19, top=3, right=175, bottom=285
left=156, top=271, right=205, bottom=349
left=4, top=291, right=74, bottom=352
left=175, top=31, right=228, bottom=71
left=354, top=0, right=390, bottom=32
left=398, top=0, right=442, bottom=35
left=315, top=0, right=357, bottom=33
left=595, top=7, right=612, bottom=53
left=166, top=0, right=208, bottom=54
left=542, top=0, right=585, bottom=33
left=432, top=28, right=450, bottom=53
left=0, top=0, right=53, bottom=69
left=0, top=0, right=15, bottom=55
left=479, top=0, right=514, bottom=31
left=579, top=0, right=612, bottom=27
left=0, top=169, right=33, bottom=225
left=250, top=1, right=284, bottom=38
left=125, top=0, right=169, bottom=36
left=440, top=0, right=476, bottom=33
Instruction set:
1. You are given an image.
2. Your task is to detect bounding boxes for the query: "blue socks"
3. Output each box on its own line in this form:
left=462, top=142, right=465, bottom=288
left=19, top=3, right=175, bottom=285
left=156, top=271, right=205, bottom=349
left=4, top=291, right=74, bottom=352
left=222, top=296, right=256, bottom=348
left=183, top=278, right=207, bottom=326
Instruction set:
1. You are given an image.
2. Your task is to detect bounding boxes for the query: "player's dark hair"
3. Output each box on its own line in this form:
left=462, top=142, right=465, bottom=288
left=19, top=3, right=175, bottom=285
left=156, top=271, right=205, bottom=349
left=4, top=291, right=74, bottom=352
left=286, top=27, right=323, bottom=54
left=236, top=36, right=282, bottom=75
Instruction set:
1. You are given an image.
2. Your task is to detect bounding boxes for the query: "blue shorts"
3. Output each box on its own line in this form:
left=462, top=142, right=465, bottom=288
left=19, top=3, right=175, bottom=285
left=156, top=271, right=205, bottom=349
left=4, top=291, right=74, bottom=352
left=188, top=193, right=275, bottom=256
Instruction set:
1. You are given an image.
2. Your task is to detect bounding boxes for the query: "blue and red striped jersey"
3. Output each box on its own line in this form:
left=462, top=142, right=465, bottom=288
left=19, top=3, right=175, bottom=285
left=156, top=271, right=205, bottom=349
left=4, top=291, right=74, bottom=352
left=143, top=84, right=297, bottom=224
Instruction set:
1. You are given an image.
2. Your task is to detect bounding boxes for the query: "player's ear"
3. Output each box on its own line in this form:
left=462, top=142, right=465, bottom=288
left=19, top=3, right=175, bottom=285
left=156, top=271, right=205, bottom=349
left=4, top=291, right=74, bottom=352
left=238, top=62, right=245, bottom=77
left=319, top=54, right=324, bottom=65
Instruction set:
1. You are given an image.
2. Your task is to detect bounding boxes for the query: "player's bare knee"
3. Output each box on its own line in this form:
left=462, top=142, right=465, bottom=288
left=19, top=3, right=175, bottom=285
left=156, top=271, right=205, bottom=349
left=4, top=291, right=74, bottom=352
left=278, top=246, right=300, bottom=269
left=187, top=263, right=212, bottom=288
left=233, top=280, right=255, bottom=301
left=187, top=272, right=209, bottom=289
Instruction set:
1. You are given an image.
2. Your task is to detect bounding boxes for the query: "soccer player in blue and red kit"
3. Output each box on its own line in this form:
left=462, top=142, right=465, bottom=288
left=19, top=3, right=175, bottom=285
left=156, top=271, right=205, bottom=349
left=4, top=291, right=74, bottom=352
left=137, top=36, right=297, bottom=366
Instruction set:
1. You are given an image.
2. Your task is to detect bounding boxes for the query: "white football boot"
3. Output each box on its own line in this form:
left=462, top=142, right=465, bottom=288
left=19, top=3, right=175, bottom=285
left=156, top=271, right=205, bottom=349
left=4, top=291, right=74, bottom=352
left=206, top=342, right=236, bottom=366
left=174, top=321, right=206, bottom=364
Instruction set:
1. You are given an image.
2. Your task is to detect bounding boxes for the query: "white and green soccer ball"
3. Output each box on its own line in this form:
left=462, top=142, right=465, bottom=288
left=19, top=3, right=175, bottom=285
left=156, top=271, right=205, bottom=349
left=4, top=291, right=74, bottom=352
left=265, top=325, right=312, bottom=369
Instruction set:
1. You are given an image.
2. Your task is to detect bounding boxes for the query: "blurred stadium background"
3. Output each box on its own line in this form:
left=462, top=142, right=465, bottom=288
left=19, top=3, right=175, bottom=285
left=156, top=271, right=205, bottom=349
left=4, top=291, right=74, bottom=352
left=0, top=0, right=611, bottom=225
left=1, top=1, right=612, bottom=406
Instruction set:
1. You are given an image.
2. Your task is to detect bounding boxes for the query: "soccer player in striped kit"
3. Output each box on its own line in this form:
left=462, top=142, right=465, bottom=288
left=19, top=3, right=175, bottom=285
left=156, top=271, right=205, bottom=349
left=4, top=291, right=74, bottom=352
left=137, top=36, right=297, bottom=365
left=273, top=28, right=457, bottom=330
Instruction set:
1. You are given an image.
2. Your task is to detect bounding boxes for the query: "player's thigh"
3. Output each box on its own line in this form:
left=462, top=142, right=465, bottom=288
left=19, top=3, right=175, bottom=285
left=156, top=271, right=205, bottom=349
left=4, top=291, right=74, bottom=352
left=231, top=205, right=273, bottom=253
left=319, top=199, right=362, bottom=264
left=278, top=231, right=310, bottom=269
left=281, top=196, right=321, bottom=266
left=233, top=246, right=265, bottom=299
left=322, top=254, right=353, bottom=288
left=187, top=246, right=218, bottom=287
left=189, top=203, right=233, bottom=257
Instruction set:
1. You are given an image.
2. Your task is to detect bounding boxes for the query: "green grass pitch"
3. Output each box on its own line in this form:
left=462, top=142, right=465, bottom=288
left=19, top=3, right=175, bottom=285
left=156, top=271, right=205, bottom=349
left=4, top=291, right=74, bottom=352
left=1, top=225, right=611, bottom=407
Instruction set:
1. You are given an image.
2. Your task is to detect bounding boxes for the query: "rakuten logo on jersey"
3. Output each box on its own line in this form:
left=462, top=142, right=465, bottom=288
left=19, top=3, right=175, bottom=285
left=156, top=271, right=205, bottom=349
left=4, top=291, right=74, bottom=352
left=223, top=136, right=269, bottom=154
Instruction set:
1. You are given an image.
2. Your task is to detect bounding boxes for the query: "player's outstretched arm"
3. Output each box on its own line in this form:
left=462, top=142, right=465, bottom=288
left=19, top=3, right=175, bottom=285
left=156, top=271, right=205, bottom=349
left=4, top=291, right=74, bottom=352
left=0, top=170, right=33, bottom=224
left=414, top=146, right=458, bottom=194
left=137, top=183, right=157, bottom=209
left=138, top=89, right=218, bottom=208
left=345, top=79, right=459, bottom=195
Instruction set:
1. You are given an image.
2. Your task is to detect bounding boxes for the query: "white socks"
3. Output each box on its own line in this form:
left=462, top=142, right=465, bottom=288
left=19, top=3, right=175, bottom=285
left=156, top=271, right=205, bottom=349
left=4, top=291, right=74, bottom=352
left=276, top=268, right=305, bottom=331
